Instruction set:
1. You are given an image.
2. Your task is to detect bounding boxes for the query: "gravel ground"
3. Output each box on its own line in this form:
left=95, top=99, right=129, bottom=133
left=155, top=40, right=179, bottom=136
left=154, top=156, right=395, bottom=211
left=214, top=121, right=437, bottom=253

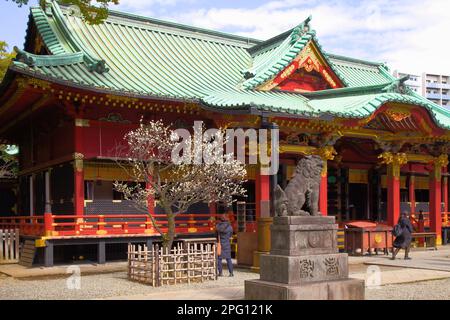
left=0, top=268, right=259, bottom=300
left=366, top=278, right=450, bottom=300
left=2, top=267, right=450, bottom=300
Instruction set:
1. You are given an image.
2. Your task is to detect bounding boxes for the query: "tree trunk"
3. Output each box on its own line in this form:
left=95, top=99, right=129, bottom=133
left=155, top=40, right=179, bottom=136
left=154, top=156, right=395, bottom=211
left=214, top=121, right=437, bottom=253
left=165, top=209, right=176, bottom=250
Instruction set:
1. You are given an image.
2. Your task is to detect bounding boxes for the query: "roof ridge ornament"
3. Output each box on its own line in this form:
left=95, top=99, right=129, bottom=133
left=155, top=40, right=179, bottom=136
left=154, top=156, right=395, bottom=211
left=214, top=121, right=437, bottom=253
left=13, top=47, right=85, bottom=67
left=242, top=71, right=254, bottom=79
left=51, top=1, right=110, bottom=74
left=88, top=60, right=109, bottom=74
left=382, top=75, right=412, bottom=95
left=290, top=15, right=312, bottom=44
left=66, top=4, right=83, bottom=19
left=40, top=0, right=53, bottom=16
left=14, top=47, right=35, bottom=67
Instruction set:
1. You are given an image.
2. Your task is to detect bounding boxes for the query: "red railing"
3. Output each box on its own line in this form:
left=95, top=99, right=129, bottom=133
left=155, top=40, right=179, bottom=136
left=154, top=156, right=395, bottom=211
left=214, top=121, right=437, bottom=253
left=0, top=216, right=45, bottom=236
left=0, top=213, right=216, bottom=238
left=410, top=212, right=450, bottom=231
left=0, top=212, right=258, bottom=238
left=442, top=212, right=450, bottom=227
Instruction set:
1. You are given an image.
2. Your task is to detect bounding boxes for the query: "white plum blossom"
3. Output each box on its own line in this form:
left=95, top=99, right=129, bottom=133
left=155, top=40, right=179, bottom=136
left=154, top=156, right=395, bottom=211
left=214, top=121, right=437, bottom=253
left=114, top=119, right=247, bottom=249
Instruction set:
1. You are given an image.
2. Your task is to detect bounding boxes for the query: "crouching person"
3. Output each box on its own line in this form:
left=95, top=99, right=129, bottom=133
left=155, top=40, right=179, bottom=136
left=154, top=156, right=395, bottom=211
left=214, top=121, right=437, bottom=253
left=392, top=212, right=413, bottom=260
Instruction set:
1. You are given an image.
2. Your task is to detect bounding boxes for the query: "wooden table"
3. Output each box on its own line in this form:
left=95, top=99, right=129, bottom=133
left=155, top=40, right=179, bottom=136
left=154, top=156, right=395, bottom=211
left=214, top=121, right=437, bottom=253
left=412, top=232, right=437, bottom=250
left=344, top=223, right=393, bottom=256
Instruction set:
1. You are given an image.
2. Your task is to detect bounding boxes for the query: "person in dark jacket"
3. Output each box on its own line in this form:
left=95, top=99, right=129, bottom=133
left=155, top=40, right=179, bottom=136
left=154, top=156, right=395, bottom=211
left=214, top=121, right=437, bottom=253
left=216, top=215, right=234, bottom=277
left=392, top=212, right=414, bottom=260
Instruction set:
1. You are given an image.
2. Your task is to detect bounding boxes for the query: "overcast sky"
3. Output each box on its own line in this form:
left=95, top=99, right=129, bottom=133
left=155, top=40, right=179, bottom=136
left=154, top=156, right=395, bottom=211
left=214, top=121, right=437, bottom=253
left=1, top=0, right=450, bottom=75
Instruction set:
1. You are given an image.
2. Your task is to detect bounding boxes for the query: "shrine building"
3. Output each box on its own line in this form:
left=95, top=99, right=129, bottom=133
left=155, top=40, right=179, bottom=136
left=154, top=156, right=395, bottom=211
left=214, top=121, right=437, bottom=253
left=1, top=1, right=449, bottom=266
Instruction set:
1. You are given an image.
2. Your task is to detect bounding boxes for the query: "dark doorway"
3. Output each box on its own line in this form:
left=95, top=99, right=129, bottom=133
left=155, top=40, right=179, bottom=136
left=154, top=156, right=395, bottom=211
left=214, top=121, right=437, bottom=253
left=0, top=186, right=16, bottom=216
left=348, top=184, right=368, bottom=220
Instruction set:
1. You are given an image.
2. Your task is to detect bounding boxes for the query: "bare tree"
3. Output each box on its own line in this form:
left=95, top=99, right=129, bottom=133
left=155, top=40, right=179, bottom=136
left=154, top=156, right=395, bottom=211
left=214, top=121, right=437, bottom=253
left=114, top=120, right=247, bottom=249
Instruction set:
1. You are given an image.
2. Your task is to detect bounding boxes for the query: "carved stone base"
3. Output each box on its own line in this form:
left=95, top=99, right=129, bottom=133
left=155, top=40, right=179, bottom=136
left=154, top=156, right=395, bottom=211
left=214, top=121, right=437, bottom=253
left=260, top=253, right=349, bottom=284
left=245, top=278, right=365, bottom=300
left=245, top=215, right=365, bottom=300
left=271, top=216, right=338, bottom=256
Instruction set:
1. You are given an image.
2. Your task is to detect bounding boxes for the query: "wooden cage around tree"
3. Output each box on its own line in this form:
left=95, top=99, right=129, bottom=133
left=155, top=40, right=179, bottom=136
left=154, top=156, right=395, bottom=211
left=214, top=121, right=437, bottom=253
left=128, top=240, right=218, bottom=287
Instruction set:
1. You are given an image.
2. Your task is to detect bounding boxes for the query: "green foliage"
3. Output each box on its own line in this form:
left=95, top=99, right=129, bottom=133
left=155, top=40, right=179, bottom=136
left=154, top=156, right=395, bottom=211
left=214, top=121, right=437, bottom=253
left=7, top=0, right=120, bottom=25
left=0, top=42, right=16, bottom=81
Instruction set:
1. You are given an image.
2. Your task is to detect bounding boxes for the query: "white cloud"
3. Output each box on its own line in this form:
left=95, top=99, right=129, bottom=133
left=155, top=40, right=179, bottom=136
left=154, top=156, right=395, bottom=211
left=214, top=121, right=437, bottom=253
left=117, top=0, right=180, bottom=10
left=112, top=0, right=450, bottom=74
left=156, top=0, right=450, bottom=75
left=115, top=0, right=200, bottom=24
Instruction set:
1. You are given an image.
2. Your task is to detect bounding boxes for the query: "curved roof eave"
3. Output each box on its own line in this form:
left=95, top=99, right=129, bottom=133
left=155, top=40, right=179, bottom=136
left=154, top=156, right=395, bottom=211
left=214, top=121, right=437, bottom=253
left=7, top=64, right=198, bottom=104
left=308, top=93, right=450, bottom=131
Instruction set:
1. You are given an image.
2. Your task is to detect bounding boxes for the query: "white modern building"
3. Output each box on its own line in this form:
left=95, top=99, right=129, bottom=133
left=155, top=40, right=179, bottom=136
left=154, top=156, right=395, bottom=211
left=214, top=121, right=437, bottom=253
left=393, top=70, right=450, bottom=108
left=422, top=73, right=450, bottom=108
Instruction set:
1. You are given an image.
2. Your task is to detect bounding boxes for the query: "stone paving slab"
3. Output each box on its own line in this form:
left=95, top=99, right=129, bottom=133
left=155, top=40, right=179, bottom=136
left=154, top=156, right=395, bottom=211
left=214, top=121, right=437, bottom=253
left=348, top=246, right=450, bottom=266
left=359, top=248, right=450, bottom=272
left=102, top=264, right=450, bottom=300
left=0, top=262, right=127, bottom=278
left=364, top=257, right=450, bottom=272
left=2, top=262, right=450, bottom=300
left=104, top=286, right=245, bottom=300
left=350, top=268, right=450, bottom=286
left=104, top=267, right=450, bottom=300
left=0, top=259, right=241, bottom=279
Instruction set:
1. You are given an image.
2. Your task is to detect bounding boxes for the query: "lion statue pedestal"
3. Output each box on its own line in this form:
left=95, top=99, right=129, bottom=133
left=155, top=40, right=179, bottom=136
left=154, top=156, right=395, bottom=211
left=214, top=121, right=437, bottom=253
left=245, top=156, right=365, bottom=300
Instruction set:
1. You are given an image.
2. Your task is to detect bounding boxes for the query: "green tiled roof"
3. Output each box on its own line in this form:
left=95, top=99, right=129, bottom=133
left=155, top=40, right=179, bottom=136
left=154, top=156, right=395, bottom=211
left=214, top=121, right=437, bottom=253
left=328, top=56, right=393, bottom=88
left=242, top=17, right=349, bottom=89
left=5, top=1, right=450, bottom=130
left=30, top=6, right=66, bottom=55
left=14, top=7, right=251, bottom=99
left=307, top=91, right=450, bottom=129
left=202, top=89, right=311, bottom=114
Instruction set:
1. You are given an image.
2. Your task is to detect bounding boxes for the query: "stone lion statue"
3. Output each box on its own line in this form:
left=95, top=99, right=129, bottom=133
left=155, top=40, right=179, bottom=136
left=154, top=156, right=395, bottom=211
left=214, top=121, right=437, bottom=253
left=274, top=155, right=323, bottom=216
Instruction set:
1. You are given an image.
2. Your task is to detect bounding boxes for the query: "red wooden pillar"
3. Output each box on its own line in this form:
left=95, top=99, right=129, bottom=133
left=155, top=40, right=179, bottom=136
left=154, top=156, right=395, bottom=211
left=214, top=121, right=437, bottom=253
left=410, top=174, right=422, bottom=245
left=386, top=162, right=401, bottom=227
left=44, top=212, right=54, bottom=237
left=74, top=154, right=84, bottom=216
left=429, top=162, right=443, bottom=245
left=255, top=166, right=270, bottom=219
left=443, top=176, right=448, bottom=214
left=74, top=120, right=85, bottom=216
left=317, top=147, right=336, bottom=216
left=409, top=175, right=416, bottom=215
left=319, top=162, right=328, bottom=216
left=253, top=164, right=272, bottom=271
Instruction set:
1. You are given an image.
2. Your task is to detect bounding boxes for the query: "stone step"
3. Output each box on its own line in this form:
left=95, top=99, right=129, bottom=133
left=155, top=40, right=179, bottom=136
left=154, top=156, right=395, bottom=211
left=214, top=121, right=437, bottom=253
left=245, top=278, right=365, bottom=300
